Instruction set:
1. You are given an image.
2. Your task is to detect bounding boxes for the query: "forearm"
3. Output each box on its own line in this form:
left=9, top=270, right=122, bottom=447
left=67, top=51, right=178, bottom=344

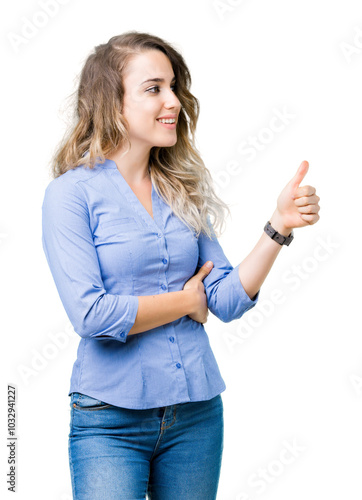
left=128, top=289, right=196, bottom=335
left=238, top=208, right=292, bottom=300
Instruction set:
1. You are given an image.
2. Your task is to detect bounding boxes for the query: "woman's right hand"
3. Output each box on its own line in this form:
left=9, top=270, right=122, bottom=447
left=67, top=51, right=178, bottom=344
left=183, top=261, right=214, bottom=324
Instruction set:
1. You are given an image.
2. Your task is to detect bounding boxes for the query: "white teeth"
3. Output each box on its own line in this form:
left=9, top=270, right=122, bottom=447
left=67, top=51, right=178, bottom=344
left=158, top=118, right=176, bottom=124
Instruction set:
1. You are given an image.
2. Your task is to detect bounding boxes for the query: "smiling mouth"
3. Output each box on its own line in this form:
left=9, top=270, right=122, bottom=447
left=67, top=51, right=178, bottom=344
left=156, top=118, right=176, bottom=124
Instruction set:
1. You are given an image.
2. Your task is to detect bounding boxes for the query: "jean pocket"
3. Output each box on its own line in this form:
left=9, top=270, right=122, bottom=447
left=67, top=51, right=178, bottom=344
left=71, top=392, right=113, bottom=411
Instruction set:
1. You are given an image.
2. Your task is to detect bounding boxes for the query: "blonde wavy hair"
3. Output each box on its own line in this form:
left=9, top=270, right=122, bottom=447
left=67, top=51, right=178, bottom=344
left=51, top=30, right=231, bottom=239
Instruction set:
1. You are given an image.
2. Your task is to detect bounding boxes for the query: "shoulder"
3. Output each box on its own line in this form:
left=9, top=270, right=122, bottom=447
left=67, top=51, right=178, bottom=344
left=42, top=164, right=107, bottom=218
left=42, top=163, right=104, bottom=202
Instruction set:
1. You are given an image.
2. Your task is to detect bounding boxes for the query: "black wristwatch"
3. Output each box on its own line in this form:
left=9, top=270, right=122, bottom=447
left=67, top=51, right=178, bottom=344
left=264, top=221, right=294, bottom=246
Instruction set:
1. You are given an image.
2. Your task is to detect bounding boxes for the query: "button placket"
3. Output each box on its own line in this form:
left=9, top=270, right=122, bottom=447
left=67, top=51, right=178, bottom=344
left=156, top=232, right=169, bottom=293
left=153, top=214, right=188, bottom=394
left=165, top=325, right=187, bottom=394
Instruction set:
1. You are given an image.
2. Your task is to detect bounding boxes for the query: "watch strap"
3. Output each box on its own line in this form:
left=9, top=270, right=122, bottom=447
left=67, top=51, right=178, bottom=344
left=264, top=221, right=294, bottom=246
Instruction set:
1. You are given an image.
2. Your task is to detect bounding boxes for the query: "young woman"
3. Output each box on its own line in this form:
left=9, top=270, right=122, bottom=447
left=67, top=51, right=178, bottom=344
left=41, top=31, right=320, bottom=500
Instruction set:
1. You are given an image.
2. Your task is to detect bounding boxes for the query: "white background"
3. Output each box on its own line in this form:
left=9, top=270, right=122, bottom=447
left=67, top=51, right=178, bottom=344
left=2, top=0, right=361, bottom=498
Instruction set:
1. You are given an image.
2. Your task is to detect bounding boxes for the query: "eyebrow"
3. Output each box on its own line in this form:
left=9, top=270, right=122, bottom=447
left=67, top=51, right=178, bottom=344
left=140, top=76, right=176, bottom=86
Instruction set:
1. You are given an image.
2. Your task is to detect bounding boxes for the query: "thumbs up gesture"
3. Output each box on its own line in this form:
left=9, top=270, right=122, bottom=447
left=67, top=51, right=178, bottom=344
left=275, top=161, right=320, bottom=230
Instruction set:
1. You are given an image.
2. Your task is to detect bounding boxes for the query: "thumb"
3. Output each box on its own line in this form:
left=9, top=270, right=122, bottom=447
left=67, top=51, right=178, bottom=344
left=196, top=261, right=213, bottom=280
left=290, top=160, right=309, bottom=194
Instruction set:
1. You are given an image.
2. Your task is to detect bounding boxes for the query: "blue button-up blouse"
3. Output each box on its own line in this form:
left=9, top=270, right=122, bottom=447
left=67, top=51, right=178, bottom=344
left=41, top=159, right=260, bottom=409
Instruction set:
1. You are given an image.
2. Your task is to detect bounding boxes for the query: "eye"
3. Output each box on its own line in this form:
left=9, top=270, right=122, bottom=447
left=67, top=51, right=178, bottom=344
left=146, top=86, right=160, bottom=94
left=146, top=83, right=177, bottom=94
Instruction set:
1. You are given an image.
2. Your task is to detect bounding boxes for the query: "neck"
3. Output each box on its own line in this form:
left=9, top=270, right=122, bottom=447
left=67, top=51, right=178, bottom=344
left=107, top=142, right=151, bottom=184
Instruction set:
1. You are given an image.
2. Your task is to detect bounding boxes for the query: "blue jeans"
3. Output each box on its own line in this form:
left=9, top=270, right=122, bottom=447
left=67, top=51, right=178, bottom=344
left=68, top=392, right=224, bottom=499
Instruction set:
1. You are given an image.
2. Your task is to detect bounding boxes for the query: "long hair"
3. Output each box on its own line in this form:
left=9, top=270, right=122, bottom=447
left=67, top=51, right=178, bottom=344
left=51, top=30, right=231, bottom=238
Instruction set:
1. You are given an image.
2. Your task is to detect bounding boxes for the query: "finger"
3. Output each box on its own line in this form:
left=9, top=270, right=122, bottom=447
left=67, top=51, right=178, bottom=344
left=299, top=213, right=320, bottom=224
left=196, top=261, right=213, bottom=279
left=290, top=161, right=309, bottom=194
left=297, top=204, right=320, bottom=214
left=292, top=185, right=316, bottom=199
left=294, top=194, right=320, bottom=206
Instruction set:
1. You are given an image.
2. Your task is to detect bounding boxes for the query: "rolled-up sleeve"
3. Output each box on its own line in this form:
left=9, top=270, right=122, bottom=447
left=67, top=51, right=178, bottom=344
left=41, top=178, right=139, bottom=342
left=196, top=216, right=260, bottom=322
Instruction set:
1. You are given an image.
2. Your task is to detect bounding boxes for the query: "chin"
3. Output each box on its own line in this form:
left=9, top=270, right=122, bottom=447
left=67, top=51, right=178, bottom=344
left=152, top=139, right=178, bottom=148
left=161, top=135, right=178, bottom=146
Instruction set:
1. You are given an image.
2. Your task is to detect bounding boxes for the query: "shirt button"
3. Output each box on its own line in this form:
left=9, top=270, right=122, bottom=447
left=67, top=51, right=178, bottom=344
left=176, top=363, right=181, bottom=369
left=162, top=258, right=167, bottom=264
left=169, top=336, right=174, bottom=343
left=161, top=284, right=166, bottom=290
left=120, top=332, right=125, bottom=337
left=157, top=232, right=162, bottom=238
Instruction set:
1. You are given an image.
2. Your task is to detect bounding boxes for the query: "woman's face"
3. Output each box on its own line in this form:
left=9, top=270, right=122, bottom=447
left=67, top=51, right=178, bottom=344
left=122, top=50, right=182, bottom=151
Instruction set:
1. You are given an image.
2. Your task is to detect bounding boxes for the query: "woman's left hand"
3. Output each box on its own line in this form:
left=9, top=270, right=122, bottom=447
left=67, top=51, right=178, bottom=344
left=275, top=160, right=320, bottom=230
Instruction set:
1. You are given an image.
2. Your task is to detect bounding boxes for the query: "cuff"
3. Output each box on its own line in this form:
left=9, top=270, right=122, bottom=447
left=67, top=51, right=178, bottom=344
left=117, top=295, right=139, bottom=343
left=231, top=264, right=260, bottom=313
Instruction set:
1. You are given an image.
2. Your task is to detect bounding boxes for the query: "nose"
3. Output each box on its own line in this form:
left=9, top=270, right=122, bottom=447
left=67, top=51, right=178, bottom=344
left=164, top=88, right=181, bottom=111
